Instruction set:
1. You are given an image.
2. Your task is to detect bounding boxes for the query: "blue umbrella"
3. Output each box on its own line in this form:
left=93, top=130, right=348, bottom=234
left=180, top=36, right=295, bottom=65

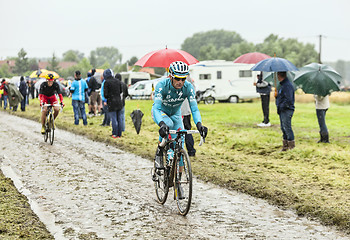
left=251, top=57, right=298, bottom=72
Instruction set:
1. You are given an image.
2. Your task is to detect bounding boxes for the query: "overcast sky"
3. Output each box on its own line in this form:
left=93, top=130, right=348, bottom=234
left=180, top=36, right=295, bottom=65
left=1, top=0, right=349, bottom=63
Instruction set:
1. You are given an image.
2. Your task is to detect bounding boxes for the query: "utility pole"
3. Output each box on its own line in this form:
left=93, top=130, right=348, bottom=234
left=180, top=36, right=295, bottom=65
left=318, top=34, right=322, bottom=64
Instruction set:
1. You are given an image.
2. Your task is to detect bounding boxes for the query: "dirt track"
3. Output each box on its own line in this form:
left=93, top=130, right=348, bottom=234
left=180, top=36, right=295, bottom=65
left=0, top=112, right=348, bottom=239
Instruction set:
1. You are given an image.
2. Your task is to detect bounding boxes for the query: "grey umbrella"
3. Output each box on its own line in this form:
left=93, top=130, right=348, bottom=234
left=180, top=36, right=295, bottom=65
left=130, top=109, right=144, bottom=134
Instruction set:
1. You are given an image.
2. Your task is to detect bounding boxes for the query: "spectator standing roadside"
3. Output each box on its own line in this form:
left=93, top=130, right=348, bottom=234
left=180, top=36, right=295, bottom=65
left=115, top=73, right=129, bottom=132
left=19, top=76, right=28, bottom=111
left=29, top=79, right=35, bottom=99
left=85, top=73, right=92, bottom=109
left=25, top=80, right=30, bottom=105
left=88, top=69, right=102, bottom=116
left=70, top=71, right=89, bottom=126
left=0, top=79, right=8, bottom=109
left=314, top=94, right=330, bottom=143
left=7, top=81, right=23, bottom=111
left=100, top=75, right=110, bottom=126
left=276, top=71, right=295, bottom=151
left=103, top=69, right=123, bottom=138
left=0, top=87, right=2, bottom=108
left=254, top=73, right=271, bottom=127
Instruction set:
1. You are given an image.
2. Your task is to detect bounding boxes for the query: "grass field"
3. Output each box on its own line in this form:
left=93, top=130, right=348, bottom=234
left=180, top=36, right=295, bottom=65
left=1, top=91, right=350, bottom=237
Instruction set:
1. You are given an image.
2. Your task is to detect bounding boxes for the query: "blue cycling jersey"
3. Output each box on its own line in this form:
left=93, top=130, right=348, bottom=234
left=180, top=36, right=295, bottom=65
left=152, top=78, right=201, bottom=126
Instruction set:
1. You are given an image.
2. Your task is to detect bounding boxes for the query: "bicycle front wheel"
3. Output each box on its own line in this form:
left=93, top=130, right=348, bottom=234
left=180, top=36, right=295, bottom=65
left=43, top=119, right=49, bottom=142
left=49, top=114, right=54, bottom=145
left=175, top=149, right=192, bottom=216
left=154, top=152, right=169, bottom=204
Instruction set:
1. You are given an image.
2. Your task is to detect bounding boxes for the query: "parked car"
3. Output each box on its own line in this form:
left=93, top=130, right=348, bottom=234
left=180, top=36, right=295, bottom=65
left=128, top=78, right=164, bottom=100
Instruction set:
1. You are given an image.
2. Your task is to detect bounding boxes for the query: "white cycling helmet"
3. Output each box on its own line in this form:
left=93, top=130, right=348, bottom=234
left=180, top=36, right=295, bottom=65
left=169, top=61, right=189, bottom=78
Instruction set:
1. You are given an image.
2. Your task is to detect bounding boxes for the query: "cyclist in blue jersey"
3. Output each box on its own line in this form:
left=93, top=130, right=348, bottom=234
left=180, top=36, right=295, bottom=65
left=152, top=61, right=208, bottom=196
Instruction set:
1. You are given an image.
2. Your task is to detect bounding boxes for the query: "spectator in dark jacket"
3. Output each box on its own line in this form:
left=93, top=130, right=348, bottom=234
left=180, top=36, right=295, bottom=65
left=19, top=76, right=28, bottom=111
left=276, top=71, right=295, bottom=151
left=254, top=72, right=271, bottom=127
left=103, top=69, right=123, bottom=138
left=115, top=73, right=129, bottom=132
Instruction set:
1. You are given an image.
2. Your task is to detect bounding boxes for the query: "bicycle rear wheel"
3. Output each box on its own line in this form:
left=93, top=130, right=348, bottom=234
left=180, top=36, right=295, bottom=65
left=175, top=149, right=192, bottom=216
left=154, top=151, right=169, bottom=204
left=49, top=114, right=54, bottom=145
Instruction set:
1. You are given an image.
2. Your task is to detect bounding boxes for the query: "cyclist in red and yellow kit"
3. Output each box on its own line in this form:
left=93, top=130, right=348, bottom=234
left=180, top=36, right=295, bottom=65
left=38, top=74, right=64, bottom=134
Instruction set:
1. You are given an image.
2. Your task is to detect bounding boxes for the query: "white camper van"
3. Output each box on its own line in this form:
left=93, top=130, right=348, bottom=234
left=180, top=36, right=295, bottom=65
left=120, top=71, right=151, bottom=87
left=189, top=60, right=260, bottom=103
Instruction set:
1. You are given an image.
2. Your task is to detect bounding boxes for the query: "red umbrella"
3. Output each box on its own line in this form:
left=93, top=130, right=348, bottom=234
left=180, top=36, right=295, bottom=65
left=233, top=52, right=271, bottom=64
left=134, top=47, right=199, bottom=68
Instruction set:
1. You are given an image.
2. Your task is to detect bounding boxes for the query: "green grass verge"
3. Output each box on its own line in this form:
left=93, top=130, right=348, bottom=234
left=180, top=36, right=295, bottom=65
left=0, top=173, right=53, bottom=239
left=1, top=95, right=350, bottom=236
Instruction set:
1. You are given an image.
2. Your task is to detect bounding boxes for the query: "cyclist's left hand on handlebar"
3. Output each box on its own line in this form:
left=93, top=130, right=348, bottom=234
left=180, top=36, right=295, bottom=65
left=196, top=122, right=208, bottom=138
left=159, top=121, right=169, bottom=138
left=60, top=102, right=65, bottom=108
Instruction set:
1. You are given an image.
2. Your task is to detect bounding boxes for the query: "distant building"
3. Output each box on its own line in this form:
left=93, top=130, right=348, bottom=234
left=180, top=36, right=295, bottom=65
left=0, top=60, right=16, bottom=72
left=38, top=61, right=77, bottom=70
left=0, top=60, right=77, bottom=73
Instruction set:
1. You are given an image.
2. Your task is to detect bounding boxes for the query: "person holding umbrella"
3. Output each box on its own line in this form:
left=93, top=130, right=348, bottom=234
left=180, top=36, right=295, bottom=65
left=314, top=94, right=330, bottom=143
left=276, top=72, right=295, bottom=151
left=293, top=62, right=342, bottom=144
left=151, top=61, right=208, bottom=199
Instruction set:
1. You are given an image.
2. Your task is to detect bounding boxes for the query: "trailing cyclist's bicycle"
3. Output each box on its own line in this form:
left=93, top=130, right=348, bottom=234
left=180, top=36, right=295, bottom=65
left=152, top=129, right=204, bottom=216
left=42, top=104, right=60, bottom=145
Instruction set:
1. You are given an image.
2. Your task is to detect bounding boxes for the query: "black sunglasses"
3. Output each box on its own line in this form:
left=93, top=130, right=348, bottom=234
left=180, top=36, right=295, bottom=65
left=173, top=77, right=186, bottom=82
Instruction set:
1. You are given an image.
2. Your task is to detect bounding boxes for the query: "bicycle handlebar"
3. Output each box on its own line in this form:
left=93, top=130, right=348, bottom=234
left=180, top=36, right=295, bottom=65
left=41, top=104, right=62, bottom=112
left=42, top=104, right=61, bottom=107
left=159, top=130, right=205, bottom=147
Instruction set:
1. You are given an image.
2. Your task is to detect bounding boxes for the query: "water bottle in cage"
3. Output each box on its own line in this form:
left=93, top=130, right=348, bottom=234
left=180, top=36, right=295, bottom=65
left=167, top=148, right=174, bottom=165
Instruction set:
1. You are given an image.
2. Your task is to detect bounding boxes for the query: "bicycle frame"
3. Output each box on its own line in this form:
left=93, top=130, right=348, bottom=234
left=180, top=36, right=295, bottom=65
left=154, top=129, right=204, bottom=215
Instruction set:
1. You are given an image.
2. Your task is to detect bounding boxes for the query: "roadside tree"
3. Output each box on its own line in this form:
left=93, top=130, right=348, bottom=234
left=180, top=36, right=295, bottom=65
left=13, top=48, right=29, bottom=75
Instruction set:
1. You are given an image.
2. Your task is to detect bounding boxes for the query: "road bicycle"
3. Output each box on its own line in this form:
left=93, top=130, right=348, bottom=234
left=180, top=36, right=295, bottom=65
left=152, top=129, right=204, bottom=216
left=42, top=104, right=60, bottom=145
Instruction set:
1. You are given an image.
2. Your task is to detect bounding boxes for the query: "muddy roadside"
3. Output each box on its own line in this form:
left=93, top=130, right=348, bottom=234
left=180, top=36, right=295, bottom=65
left=1, top=112, right=349, bottom=239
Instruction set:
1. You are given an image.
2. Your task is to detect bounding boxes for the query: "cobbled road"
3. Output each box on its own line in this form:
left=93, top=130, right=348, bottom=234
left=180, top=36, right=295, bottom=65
left=0, top=112, right=348, bottom=239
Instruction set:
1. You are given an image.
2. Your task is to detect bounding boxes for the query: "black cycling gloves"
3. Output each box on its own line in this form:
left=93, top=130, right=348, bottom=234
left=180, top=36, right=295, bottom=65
left=158, top=121, right=169, bottom=138
left=196, top=122, right=208, bottom=138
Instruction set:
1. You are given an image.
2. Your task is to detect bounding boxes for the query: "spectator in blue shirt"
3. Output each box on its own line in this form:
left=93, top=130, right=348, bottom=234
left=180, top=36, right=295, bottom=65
left=70, top=70, right=89, bottom=125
